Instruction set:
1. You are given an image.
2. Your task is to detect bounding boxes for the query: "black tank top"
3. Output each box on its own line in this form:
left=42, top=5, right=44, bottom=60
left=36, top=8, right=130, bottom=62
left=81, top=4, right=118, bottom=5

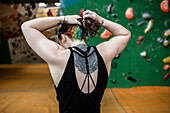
left=54, top=46, right=108, bottom=113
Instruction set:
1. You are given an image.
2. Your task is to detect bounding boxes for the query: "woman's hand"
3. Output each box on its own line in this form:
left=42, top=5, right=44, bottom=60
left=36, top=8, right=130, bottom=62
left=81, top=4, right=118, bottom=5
left=64, top=15, right=82, bottom=25
left=83, top=10, right=103, bottom=25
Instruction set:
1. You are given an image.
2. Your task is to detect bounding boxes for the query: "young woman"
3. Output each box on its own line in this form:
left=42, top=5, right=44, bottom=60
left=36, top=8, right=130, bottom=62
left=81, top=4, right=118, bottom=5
left=21, top=10, right=131, bottom=113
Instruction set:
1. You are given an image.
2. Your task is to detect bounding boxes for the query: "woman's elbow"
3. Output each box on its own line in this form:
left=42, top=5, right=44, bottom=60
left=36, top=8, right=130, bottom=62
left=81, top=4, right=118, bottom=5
left=21, top=22, right=29, bottom=31
left=127, top=30, right=131, bottom=39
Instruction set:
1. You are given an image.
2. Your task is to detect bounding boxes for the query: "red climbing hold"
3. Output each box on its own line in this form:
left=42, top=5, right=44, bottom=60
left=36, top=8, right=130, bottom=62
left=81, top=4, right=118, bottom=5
left=46, top=9, right=53, bottom=16
left=163, top=72, right=170, bottom=80
left=79, top=8, right=86, bottom=18
left=100, top=29, right=112, bottom=39
left=136, top=41, right=141, bottom=45
left=125, top=8, right=134, bottom=19
left=160, top=0, right=169, bottom=13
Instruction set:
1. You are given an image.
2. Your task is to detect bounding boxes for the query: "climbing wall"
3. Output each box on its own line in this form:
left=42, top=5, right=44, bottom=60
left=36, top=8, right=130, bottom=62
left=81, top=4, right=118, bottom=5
left=0, top=4, right=61, bottom=64
left=61, top=0, right=170, bottom=88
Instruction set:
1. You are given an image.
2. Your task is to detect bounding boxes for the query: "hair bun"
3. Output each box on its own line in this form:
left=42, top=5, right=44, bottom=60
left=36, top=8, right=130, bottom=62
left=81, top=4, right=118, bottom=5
left=79, top=18, right=101, bottom=39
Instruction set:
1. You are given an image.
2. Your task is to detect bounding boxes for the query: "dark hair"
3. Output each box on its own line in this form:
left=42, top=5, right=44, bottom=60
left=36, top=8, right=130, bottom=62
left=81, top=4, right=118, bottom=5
left=57, top=18, right=101, bottom=41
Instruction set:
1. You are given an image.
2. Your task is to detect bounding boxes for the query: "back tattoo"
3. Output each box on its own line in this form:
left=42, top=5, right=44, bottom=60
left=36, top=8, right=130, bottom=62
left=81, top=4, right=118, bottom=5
left=73, top=44, right=98, bottom=74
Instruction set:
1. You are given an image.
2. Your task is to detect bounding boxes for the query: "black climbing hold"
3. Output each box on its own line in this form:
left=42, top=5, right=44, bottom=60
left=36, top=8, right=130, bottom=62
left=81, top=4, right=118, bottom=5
left=23, top=51, right=27, bottom=54
left=32, top=58, right=37, bottom=60
left=110, top=79, right=116, bottom=84
left=111, top=62, right=117, bottom=68
left=128, top=23, right=133, bottom=27
left=127, top=76, right=137, bottom=82
left=28, top=10, right=32, bottom=17
left=128, top=72, right=131, bottom=74
left=30, top=53, right=34, bottom=56
left=27, top=55, right=30, bottom=58
left=150, top=0, right=154, bottom=2
left=12, top=51, right=16, bottom=55
left=14, top=33, right=18, bottom=37
left=18, top=13, right=21, bottom=17
left=112, top=13, right=117, bottom=18
left=31, top=3, right=36, bottom=9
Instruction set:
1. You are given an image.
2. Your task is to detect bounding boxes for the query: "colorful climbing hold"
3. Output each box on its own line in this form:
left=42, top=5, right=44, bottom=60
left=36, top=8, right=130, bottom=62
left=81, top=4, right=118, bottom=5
left=79, top=8, right=86, bottom=18
left=147, top=58, right=152, bottom=62
left=163, top=56, right=170, bottom=63
left=138, top=36, right=145, bottom=41
left=157, top=37, right=163, bottom=43
left=160, top=0, right=169, bottom=13
left=136, top=41, right=141, bottom=45
left=144, top=19, right=154, bottom=34
left=125, top=8, right=134, bottom=19
left=163, top=38, right=169, bottom=48
left=100, top=29, right=112, bottom=39
left=137, top=21, right=145, bottom=26
left=163, top=72, right=170, bottom=80
left=142, top=12, right=151, bottom=20
left=164, top=65, right=169, bottom=70
left=140, top=51, right=147, bottom=58
left=108, top=3, right=114, bottom=14
left=162, top=29, right=170, bottom=37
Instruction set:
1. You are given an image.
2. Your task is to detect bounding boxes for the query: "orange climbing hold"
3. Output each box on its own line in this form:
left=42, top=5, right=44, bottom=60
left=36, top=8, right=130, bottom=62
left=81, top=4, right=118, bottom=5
left=100, top=29, right=112, bottom=39
left=125, top=8, right=134, bottom=20
left=164, top=65, right=169, bottom=70
left=160, top=0, right=169, bottom=13
left=122, top=73, right=125, bottom=76
left=163, top=56, right=170, bottom=63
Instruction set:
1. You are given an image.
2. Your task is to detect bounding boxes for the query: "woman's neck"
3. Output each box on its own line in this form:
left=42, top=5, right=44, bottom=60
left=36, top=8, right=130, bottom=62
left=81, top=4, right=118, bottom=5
left=69, top=40, right=86, bottom=47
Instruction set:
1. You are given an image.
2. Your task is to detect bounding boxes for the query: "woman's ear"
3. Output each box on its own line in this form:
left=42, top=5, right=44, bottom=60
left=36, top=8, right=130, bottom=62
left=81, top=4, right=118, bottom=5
left=60, top=34, right=66, bottom=43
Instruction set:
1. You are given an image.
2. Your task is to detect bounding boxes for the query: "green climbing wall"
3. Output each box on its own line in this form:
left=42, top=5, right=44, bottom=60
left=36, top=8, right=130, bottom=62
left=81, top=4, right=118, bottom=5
left=62, top=0, right=170, bottom=88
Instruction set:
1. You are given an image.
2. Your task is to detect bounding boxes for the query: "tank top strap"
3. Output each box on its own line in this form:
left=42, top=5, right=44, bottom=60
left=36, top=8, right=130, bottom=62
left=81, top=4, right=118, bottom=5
left=68, top=47, right=73, bottom=52
left=92, top=46, right=100, bottom=56
left=72, top=46, right=92, bottom=57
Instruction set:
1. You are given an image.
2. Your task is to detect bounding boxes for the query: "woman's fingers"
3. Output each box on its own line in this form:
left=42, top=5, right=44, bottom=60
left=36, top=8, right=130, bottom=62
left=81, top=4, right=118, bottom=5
left=83, top=10, right=92, bottom=16
left=83, top=10, right=97, bottom=20
left=83, top=14, right=95, bottom=20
